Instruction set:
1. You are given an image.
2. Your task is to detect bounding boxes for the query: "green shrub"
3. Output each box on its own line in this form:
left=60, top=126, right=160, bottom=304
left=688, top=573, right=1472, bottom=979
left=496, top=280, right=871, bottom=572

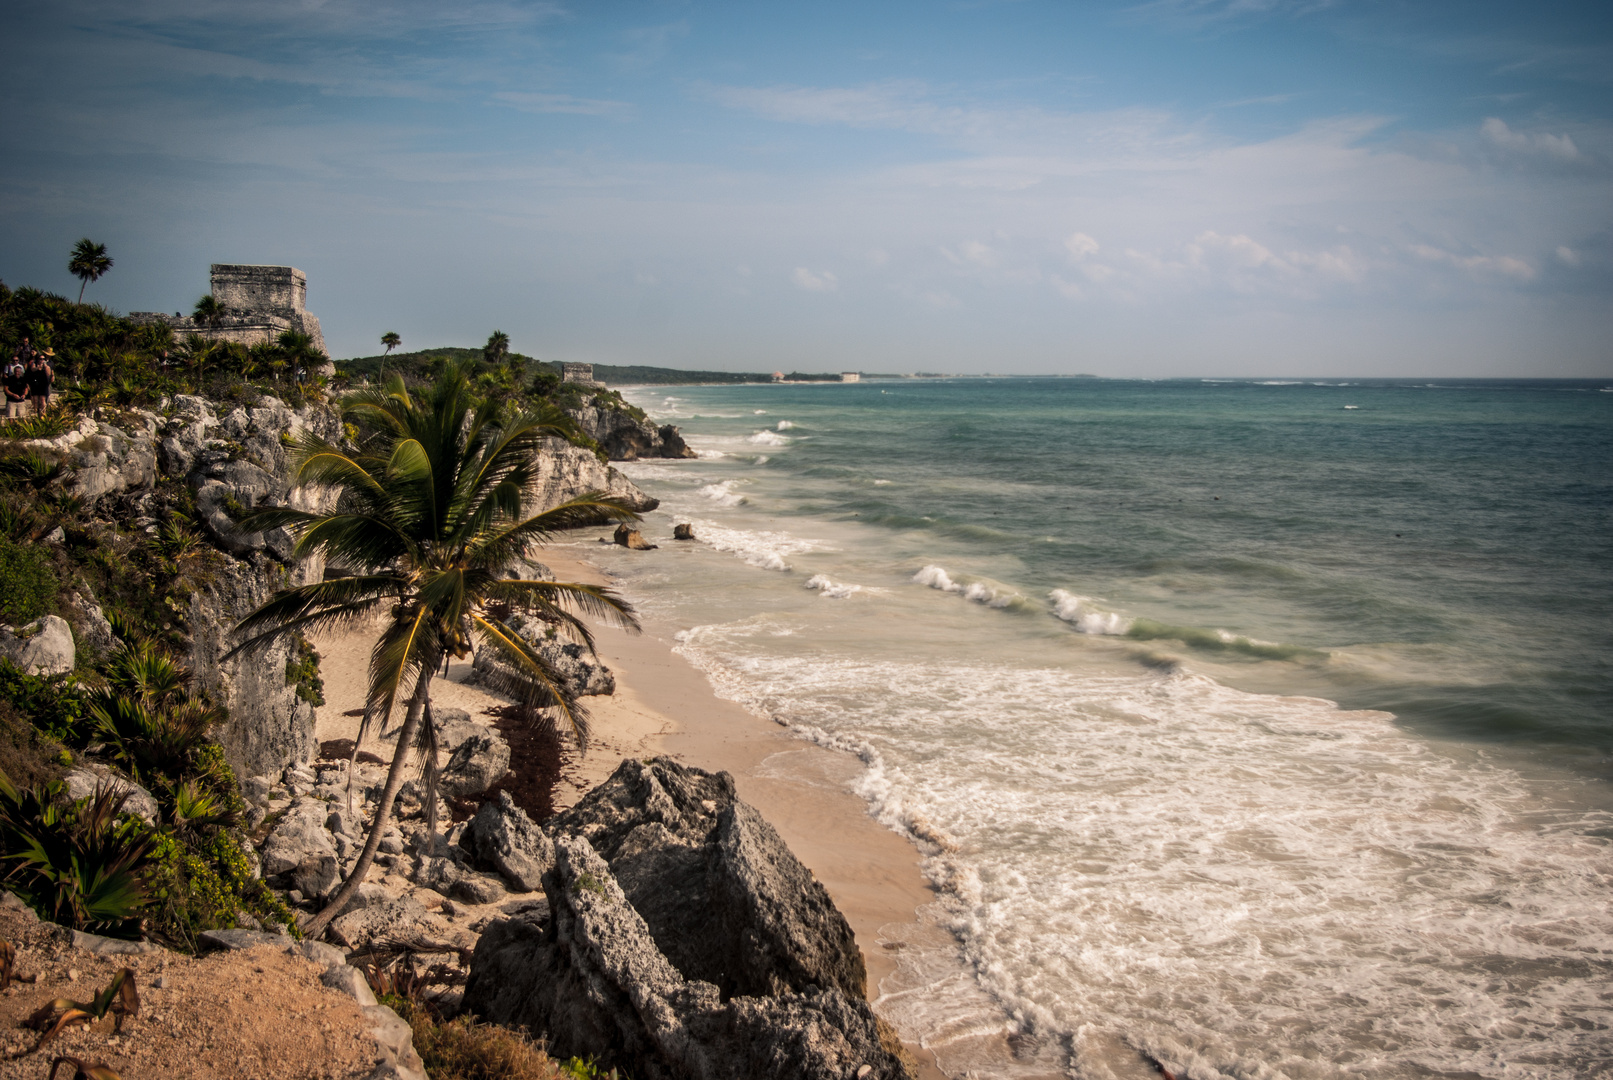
left=144, top=825, right=298, bottom=950
left=0, top=770, right=157, bottom=938
left=0, top=536, right=58, bottom=624
left=0, top=657, right=86, bottom=743
left=284, top=634, right=325, bottom=707
left=0, top=412, right=73, bottom=440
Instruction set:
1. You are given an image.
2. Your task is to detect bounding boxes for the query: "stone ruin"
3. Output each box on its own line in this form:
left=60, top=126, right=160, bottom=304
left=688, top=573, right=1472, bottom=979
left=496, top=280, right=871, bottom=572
left=132, top=264, right=330, bottom=365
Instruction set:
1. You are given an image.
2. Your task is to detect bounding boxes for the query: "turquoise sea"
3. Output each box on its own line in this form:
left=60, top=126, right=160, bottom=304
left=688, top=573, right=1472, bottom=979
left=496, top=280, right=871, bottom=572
left=578, top=377, right=1613, bottom=1079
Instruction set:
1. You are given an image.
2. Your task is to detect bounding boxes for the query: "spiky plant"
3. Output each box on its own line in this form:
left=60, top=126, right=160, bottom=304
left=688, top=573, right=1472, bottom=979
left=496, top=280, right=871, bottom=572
left=227, top=359, right=639, bottom=938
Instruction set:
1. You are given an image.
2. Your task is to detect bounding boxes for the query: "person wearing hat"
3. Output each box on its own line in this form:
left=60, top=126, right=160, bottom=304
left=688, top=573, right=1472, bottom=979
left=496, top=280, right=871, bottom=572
left=3, top=356, right=26, bottom=420
left=25, top=350, right=54, bottom=416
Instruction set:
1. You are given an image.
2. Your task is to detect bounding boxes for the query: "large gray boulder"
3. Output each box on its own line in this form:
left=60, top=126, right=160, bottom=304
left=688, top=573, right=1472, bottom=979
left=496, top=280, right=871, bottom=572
left=328, top=894, right=430, bottom=950
left=63, top=766, right=159, bottom=825
left=439, top=730, right=511, bottom=799
left=0, top=615, right=75, bottom=676
left=553, top=758, right=866, bottom=1001
left=463, top=836, right=908, bottom=1080
left=259, top=798, right=338, bottom=877
left=459, top=791, right=555, bottom=893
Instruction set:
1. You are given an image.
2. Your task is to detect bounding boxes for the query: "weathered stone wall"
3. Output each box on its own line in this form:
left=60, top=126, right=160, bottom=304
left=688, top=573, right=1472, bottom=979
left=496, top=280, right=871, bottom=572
left=130, top=262, right=329, bottom=360
left=210, top=264, right=306, bottom=317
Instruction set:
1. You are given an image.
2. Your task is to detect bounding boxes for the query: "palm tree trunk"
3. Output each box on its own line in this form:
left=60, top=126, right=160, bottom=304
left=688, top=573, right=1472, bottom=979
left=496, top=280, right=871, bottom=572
left=303, top=671, right=432, bottom=941
left=77, top=281, right=86, bottom=304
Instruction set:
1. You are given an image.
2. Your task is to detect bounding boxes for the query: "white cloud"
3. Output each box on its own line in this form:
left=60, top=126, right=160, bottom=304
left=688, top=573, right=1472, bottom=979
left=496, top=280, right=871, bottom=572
left=792, top=267, right=839, bottom=292
left=1065, top=232, right=1100, bottom=259
left=1411, top=244, right=1536, bottom=279
left=1556, top=245, right=1582, bottom=267
left=962, top=241, right=998, bottom=267
left=1481, top=118, right=1580, bottom=161
left=490, top=92, right=633, bottom=118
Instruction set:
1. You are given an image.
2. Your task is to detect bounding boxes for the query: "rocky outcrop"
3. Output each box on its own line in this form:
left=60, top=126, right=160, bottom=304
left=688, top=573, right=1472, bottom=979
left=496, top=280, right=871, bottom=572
left=459, top=790, right=556, bottom=893
left=462, top=759, right=900, bottom=1079
left=463, top=833, right=908, bottom=1080
left=468, top=614, right=616, bottom=699
left=549, top=758, right=867, bottom=1001
left=0, top=615, right=75, bottom=675
left=565, top=405, right=696, bottom=462
left=22, top=394, right=342, bottom=778
left=613, top=524, right=658, bottom=550
left=533, top=438, right=659, bottom=513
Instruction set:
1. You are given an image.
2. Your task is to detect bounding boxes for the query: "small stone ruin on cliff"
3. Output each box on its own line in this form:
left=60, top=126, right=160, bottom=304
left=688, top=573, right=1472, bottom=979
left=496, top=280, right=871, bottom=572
left=132, top=263, right=331, bottom=369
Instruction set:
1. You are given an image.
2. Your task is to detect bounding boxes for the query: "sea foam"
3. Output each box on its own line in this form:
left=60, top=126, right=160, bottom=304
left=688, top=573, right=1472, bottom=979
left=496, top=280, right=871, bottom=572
left=670, top=627, right=1613, bottom=1080
left=804, top=574, right=881, bottom=599
left=694, top=522, right=817, bottom=572
left=1048, top=589, right=1132, bottom=635
left=914, top=565, right=1017, bottom=608
left=747, top=430, right=790, bottom=446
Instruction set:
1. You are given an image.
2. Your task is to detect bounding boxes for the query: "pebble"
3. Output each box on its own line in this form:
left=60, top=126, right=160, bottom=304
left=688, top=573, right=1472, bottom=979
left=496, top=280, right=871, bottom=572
left=67, top=968, right=80, bottom=981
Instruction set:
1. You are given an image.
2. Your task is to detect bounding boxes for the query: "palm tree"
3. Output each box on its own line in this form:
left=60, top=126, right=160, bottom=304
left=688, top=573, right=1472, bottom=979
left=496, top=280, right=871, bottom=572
left=192, top=294, right=225, bottom=328
left=483, top=330, right=509, bottom=367
left=381, top=331, right=401, bottom=355
left=226, top=359, right=639, bottom=938
left=68, top=239, right=113, bottom=304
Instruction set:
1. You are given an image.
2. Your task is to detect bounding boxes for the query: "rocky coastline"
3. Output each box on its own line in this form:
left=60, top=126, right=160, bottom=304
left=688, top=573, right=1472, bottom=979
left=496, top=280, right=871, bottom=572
left=0, top=389, right=921, bottom=1079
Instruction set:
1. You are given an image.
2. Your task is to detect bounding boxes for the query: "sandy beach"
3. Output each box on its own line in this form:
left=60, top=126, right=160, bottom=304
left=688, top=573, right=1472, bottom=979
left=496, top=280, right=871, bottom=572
left=308, top=546, right=951, bottom=1078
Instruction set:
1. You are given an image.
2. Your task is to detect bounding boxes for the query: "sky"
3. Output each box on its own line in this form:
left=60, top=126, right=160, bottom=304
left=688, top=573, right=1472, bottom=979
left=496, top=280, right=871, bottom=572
left=1, top=0, right=1610, bottom=377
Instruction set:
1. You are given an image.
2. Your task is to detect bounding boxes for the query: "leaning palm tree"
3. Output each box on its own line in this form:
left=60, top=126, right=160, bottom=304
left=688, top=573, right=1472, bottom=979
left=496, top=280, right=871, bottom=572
left=381, top=331, right=401, bottom=355
left=68, top=239, right=113, bottom=303
left=226, top=359, right=640, bottom=938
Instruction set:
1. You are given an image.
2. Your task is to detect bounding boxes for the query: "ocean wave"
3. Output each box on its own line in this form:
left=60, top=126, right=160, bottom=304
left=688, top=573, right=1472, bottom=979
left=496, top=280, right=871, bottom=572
left=665, top=636, right=1613, bottom=1079
left=697, top=480, right=747, bottom=507
left=804, top=574, right=882, bottom=600
left=776, top=419, right=795, bottom=430
left=695, top=522, right=818, bottom=571
left=1126, top=618, right=1323, bottom=661
left=747, top=430, right=790, bottom=446
left=1048, top=589, right=1133, bottom=635
left=913, top=565, right=1019, bottom=608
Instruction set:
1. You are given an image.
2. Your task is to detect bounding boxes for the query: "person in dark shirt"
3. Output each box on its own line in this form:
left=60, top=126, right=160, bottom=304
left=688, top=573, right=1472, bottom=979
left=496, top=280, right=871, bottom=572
left=25, top=353, right=53, bottom=416
left=3, top=361, right=26, bottom=419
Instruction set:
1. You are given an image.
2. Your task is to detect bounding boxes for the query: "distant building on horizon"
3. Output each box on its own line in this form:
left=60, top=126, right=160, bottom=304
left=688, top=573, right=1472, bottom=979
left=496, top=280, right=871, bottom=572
left=560, top=362, right=604, bottom=388
left=839, top=372, right=860, bottom=383
left=132, top=264, right=330, bottom=369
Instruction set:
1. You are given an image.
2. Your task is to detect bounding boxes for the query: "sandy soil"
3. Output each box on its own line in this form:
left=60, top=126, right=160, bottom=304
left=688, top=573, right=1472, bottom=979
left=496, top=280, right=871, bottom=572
left=0, top=908, right=375, bottom=1080
left=308, top=548, right=951, bottom=1078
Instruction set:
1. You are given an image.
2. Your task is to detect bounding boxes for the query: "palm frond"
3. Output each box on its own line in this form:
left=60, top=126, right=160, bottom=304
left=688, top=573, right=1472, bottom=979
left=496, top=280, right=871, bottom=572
left=225, top=575, right=400, bottom=658
left=472, top=614, right=590, bottom=749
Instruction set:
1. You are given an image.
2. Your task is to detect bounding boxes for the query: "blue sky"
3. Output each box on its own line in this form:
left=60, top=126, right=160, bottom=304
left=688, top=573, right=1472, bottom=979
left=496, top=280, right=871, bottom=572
left=1, top=0, right=1609, bottom=376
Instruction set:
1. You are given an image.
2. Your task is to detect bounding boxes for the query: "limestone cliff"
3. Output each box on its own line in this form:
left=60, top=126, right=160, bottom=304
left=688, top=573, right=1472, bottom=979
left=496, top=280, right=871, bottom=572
left=31, top=398, right=657, bottom=779
left=563, top=405, right=695, bottom=462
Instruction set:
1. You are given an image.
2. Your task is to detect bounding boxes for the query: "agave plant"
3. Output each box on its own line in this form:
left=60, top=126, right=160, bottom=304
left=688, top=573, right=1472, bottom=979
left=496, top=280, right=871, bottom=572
left=27, top=967, right=140, bottom=1052
left=0, top=771, right=156, bottom=936
left=86, top=642, right=222, bottom=785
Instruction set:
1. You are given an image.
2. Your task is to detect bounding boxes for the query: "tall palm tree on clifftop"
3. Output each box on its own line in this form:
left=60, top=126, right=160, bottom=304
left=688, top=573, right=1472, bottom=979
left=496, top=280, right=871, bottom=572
left=381, top=331, right=401, bottom=355
left=226, top=359, right=640, bottom=938
left=68, top=239, right=113, bottom=304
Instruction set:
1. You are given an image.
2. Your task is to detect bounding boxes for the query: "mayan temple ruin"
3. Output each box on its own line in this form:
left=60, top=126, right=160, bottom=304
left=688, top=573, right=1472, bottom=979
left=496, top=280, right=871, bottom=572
left=133, top=263, right=329, bottom=360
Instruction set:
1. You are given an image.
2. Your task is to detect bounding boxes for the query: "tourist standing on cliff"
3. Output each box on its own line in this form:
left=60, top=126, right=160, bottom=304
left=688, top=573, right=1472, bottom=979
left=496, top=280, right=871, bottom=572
left=25, top=352, right=53, bottom=416
left=4, top=359, right=27, bottom=419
